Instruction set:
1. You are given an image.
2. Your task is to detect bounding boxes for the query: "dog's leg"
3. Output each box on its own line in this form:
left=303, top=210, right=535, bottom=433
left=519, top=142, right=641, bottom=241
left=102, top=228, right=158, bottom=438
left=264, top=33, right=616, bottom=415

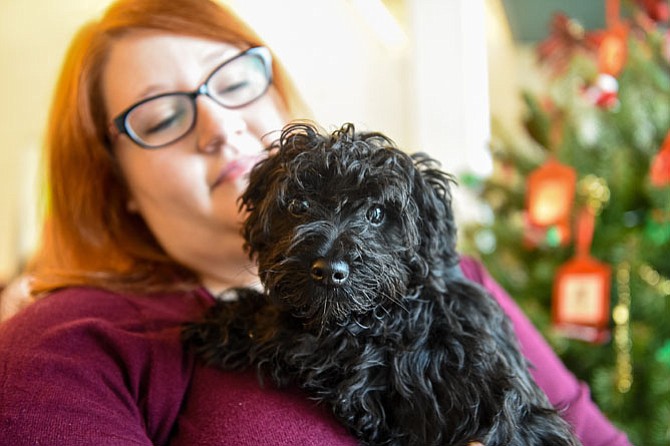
left=421, top=280, right=580, bottom=446
left=182, top=288, right=268, bottom=370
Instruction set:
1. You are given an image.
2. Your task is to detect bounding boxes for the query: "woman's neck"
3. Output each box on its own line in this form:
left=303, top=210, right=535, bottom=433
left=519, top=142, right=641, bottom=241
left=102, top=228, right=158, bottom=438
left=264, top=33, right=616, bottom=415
left=200, top=263, right=260, bottom=297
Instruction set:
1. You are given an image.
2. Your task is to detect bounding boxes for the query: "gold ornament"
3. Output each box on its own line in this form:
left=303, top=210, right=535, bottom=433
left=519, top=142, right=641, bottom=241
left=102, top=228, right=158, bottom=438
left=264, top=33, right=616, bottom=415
left=578, top=175, right=611, bottom=215
left=614, top=262, right=632, bottom=393
left=638, top=263, right=670, bottom=297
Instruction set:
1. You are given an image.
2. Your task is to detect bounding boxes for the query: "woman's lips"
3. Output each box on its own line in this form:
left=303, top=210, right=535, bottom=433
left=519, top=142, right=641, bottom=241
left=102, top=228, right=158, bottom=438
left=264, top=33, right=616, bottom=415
left=210, top=156, right=262, bottom=190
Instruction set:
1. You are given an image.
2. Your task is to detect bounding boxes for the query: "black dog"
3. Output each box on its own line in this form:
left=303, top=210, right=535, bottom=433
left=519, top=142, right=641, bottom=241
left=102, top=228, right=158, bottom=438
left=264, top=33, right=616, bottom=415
left=183, top=122, right=581, bottom=446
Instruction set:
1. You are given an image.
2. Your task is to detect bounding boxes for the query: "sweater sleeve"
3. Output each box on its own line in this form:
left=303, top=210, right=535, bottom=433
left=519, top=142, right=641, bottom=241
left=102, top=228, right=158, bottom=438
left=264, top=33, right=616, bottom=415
left=0, top=287, right=358, bottom=446
left=0, top=288, right=194, bottom=446
left=459, top=256, right=632, bottom=446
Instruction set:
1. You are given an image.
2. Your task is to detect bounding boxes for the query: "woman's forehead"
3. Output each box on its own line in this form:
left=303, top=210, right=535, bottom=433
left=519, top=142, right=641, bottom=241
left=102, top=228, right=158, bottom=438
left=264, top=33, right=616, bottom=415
left=102, top=31, right=242, bottom=116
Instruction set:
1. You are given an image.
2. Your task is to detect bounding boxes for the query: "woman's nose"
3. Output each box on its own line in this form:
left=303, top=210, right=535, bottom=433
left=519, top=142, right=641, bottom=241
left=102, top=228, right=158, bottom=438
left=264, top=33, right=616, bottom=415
left=195, top=97, right=247, bottom=154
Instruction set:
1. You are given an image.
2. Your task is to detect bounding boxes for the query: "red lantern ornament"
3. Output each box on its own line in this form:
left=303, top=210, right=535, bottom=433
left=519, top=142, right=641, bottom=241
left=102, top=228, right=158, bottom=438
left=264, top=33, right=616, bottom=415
left=526, top=158, right=577, bottom=228
left=552, top=208, right=612, bottom=343
left=598, top=0, right=629, bottom=76
left=650, top=130, right=670, bottom=187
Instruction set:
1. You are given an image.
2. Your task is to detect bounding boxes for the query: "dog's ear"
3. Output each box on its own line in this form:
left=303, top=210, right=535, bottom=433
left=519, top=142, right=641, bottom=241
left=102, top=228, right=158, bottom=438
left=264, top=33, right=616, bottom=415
left=410, top=153, right=459, bottom=271
left=240, top=149, right=284, bottom=260
left=240, top=121, right=323, bottom=260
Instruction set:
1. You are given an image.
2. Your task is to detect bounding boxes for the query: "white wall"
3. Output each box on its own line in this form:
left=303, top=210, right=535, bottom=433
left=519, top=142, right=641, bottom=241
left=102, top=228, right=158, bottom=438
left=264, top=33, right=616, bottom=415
left=406, top=0, right=493, bottom=226
left=230, top=0, right=411, bottom=141
left=0, top=0, right=110, bottom=281
left=407, top=0, right=491, bottom=174
left=0, top=0, right=492, bottom=282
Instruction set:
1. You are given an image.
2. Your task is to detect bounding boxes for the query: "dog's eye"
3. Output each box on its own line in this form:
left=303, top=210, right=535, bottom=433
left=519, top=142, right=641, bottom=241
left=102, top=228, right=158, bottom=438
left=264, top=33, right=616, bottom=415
left=287, top=198, right=310, bottom=217
left=366, top=204, right=385, bottom=225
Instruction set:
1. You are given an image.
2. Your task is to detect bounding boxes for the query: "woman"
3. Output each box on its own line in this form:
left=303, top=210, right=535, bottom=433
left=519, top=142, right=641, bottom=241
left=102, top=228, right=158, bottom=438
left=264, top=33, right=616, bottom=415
left=0, top=0, right=630, bottom=444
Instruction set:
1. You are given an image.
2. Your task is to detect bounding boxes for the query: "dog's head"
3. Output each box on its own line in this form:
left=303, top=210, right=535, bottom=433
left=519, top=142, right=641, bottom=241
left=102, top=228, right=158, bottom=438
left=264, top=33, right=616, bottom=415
left=241, top=122, right=458, bottom=328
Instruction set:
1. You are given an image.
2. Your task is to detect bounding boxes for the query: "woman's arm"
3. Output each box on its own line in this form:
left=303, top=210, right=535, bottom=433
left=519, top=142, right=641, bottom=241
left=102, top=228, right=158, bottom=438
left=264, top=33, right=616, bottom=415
left=0, top=288, right=189, bottom=445
left=459, top=256, right=632, bottom=446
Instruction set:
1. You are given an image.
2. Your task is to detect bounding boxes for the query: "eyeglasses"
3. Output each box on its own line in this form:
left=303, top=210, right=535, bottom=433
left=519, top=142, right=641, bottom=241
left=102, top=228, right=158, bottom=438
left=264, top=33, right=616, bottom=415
left=110, top=46, right=273, bottom=149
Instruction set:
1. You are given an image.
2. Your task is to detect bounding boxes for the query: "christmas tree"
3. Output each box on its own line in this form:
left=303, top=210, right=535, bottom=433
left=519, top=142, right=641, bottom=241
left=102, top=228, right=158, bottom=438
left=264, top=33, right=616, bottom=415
left=461, top=1, right=670, bottom=444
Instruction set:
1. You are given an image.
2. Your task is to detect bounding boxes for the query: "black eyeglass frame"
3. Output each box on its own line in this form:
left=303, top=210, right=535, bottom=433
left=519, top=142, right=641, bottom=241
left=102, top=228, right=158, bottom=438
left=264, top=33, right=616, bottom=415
left=109, top=46, right=273, bottom=149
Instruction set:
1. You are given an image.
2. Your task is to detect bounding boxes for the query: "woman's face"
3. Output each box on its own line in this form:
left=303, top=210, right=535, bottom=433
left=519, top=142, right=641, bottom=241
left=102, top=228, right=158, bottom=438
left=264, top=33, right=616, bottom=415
left=102, top=30, right=288, bottom=291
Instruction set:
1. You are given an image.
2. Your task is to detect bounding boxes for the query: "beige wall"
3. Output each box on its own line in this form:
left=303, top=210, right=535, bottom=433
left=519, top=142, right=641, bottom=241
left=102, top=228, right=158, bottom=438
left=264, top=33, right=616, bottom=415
left=0, top=0, right=502, bottom=283
left=0, top=1, right=111, bottom=280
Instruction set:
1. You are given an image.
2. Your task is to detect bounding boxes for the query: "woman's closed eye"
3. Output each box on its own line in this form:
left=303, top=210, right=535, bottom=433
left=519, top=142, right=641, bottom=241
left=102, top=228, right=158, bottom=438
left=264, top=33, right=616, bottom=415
left=217, top=80, right=250, bottom=97
left=143, top=106, right=189, bottom=135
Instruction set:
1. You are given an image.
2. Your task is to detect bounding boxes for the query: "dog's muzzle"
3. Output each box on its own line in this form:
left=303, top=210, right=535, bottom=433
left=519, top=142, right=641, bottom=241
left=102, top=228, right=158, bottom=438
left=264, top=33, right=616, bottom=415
left=310, top=258, right=350, bottom=287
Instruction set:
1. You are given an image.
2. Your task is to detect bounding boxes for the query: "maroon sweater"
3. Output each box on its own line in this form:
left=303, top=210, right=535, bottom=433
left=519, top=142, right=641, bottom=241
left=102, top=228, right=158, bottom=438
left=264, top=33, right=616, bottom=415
left=0, top=258, right=631, bottom=445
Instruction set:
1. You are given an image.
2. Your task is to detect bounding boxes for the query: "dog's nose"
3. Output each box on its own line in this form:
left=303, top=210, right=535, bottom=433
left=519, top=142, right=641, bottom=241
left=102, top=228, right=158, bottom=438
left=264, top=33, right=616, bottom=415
left=310, top=258, right=350, bottom=286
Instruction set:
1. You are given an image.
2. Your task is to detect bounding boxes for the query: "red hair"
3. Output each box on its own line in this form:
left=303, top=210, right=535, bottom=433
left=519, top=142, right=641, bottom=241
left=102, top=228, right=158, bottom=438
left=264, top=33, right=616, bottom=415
left=29, top=0, right=307, bottom=295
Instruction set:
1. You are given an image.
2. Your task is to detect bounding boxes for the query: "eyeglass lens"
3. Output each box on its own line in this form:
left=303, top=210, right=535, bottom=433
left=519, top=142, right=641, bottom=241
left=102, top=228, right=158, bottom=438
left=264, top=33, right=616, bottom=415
left=123, top=48, right=270, bottom=148
left=127, top=96, right=195, bottom=148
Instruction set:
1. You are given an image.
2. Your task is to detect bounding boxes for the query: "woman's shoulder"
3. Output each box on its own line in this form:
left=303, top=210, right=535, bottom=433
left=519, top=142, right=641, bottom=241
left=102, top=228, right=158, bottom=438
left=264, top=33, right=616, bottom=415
left=458, top=255, right=486, bottom=284
left=0, top=285, right=214, bottom=376
left=3, top=285, right=212, bottom=332
left=0, top=286, right=213, bottom=445
left=17, top=286, right=146, bottom=321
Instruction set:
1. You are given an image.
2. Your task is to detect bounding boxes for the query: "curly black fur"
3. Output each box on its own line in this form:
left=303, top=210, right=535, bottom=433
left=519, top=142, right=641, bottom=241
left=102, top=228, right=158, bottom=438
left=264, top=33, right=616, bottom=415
left=183, top=122, right=582, bottom=446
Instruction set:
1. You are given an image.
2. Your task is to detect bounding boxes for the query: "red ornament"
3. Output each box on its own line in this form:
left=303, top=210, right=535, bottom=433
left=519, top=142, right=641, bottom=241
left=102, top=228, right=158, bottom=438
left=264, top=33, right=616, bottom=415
left=582, top=73, right=620, bottom=109
left=598, top=0, right=629, bottom=77
left=553, top=258, right=612, bottom=343
left=526, top=158, right=577, bottom=227
left=597, top=24, right=628, bottom=76
left=635, top=0, right=670, bottom=22
left=552, top=209, right=612, bottom=343
left=537, top=13, right=603, bottom=75
left=650, top=130, right=670, bottom=187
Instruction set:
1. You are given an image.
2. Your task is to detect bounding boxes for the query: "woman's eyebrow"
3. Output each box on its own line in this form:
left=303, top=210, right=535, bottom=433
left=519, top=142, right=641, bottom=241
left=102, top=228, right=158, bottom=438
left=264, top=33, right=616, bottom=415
left=200, top=46, right=242, bottom=66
